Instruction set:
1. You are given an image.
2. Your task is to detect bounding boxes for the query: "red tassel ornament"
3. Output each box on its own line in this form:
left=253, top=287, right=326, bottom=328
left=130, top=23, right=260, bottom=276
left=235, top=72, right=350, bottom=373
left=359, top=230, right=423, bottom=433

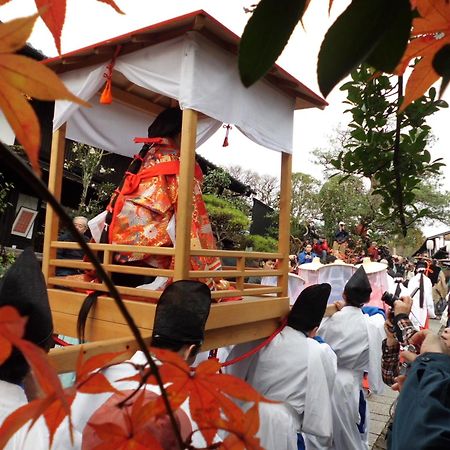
left=99, top=45, right=122, bottom=105
left=222, top=124, right=232, bottom=147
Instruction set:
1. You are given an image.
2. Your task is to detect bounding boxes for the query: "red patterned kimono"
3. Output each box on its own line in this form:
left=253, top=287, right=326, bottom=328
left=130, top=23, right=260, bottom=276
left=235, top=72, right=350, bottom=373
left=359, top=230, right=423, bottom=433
left=108, top=138, right=222, bottom=289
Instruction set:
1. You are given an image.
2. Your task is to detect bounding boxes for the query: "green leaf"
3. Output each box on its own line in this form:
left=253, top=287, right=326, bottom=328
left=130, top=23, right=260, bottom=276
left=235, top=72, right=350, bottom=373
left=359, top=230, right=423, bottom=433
left=318, top=0, right=412, bottom=97
left=366, top=0, right=412, bottom=73
left=350, top=127, right=366, bottom=141
left=239, top=0, right=308, bottom=87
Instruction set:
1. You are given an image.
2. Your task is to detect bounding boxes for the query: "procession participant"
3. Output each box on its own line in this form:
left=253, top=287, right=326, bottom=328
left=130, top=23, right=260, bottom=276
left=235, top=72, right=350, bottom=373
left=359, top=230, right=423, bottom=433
left=429, top=260, right=448, bottom=317
left=105, top=107, right=225, bottom=291
left=318, top=266, right=386, bottom=450
left=0, top=248, right=54, bottom=449
left=386, top=269, right=408, bottom=299
left=407, top=260, right=436, bottom=329
left=225, top=284, right=336, bottom=450
left=61, top=280, right=214, bottom=449
left=392, top=256, right=405, bottom=277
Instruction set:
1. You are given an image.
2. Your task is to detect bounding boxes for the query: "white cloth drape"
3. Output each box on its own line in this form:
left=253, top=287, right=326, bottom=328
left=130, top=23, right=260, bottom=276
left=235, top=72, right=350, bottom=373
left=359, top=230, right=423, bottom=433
left=53, top=32, right=294, bottom=156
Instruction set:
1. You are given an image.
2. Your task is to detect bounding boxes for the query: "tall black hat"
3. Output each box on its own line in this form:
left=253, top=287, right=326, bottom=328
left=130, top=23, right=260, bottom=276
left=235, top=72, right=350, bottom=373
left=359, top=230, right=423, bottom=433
left=415, top=260, right=428, bottom=272
left=344, top=266, right=372, bottom=305
left=152, top=280, right=212, bottom=345
left=0, top=248, right=53, bottom=346
left=388, top=269, right=403, bottom=281
left=287, top=283, right=331, bottom=332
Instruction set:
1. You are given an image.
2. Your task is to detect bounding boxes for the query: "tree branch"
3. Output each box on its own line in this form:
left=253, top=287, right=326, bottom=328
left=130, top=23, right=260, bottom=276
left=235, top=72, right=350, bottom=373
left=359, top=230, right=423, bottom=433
left=393, top=76, right=407, bottom=236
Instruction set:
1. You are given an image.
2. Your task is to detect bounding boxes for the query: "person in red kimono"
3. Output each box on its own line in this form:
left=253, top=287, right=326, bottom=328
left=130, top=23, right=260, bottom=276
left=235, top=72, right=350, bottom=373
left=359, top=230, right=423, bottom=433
left=107, top=107, right=226, bottom=292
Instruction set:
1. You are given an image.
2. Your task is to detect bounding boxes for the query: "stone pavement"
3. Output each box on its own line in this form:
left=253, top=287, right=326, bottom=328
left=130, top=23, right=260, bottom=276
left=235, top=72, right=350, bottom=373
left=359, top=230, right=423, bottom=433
left=368, top=387, right=397, bottom=449
left=368, top=318, right=443, bottom=449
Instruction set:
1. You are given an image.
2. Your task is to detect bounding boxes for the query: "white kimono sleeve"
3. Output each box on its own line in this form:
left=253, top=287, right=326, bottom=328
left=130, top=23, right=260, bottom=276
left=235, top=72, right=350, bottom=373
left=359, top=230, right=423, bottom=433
left=302, top=339, right=334, bottom=441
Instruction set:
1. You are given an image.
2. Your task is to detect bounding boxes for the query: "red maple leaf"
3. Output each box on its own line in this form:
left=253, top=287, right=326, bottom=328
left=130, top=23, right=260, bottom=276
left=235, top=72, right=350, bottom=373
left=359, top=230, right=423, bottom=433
left=0, top=305, right=27, bottom=364
left=144, top=348, right=268, bottom=447
left=34, top=0, right=124, bottom=54
left=394, top=0, right=450, bottom=110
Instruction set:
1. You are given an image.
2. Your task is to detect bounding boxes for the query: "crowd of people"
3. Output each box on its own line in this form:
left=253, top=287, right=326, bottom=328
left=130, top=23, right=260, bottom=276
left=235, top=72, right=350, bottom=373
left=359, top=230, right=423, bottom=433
left=293, top=221, right=393, bottom=267
left=1, top=248, right=449, bottom=449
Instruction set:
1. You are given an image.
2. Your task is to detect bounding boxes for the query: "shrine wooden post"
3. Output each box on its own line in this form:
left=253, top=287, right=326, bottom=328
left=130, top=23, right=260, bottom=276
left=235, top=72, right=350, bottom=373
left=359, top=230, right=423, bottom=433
left=174, top=108, right=198, bottom=280
left=42, top=124, right=66, bottom=282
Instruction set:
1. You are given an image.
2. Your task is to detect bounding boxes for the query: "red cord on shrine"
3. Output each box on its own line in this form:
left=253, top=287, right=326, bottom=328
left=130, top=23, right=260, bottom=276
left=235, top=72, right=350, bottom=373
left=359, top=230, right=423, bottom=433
left=133, top=137, right=165, bottom=144
left=53, top=335, right=72, bottom=347
left=220, top=318, right=287, bottom=368
left=100, top=45, right=122, bottom=104
left=222, top=124, right=232, bottom=147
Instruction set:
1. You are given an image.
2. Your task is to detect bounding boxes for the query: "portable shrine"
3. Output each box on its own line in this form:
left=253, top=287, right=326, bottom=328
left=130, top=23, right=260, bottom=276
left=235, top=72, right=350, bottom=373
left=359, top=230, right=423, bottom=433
left=318, top=260, right=356, bottom=304
left=42, top=11, right=327, bottom=372
left=297, top=257, right=324, bottom=288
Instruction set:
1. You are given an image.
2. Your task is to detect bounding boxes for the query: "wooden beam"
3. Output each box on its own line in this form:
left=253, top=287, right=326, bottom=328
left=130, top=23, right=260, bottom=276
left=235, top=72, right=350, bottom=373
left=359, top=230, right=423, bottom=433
left=174, top=109, right=198, bottom=280
left=277, top=152, right=292, bottom=297
left=193, top=15, right=206, bottom=31
left=42, top=125, right=66, bottom=282
left=108, top=85, right=164, bottom=116
left=49, top=300, right=337, bottom=374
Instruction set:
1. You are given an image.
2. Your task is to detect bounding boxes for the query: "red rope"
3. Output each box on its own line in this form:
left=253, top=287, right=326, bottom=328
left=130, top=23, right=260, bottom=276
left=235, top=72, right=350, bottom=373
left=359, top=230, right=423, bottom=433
left=220, top=318, right=287, bottom=368
left=133, top=137, right=165, bottom=144
left=53, top=335, right=73, bottom=347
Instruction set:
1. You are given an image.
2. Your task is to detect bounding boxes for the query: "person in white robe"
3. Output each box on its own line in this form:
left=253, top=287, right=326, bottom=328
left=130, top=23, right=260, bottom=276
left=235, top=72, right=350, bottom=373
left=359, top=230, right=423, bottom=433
left=56, top=280, right=217, bottom=449
left=407, top=260, right=435, bottom=329
left=318, top=266, right=386, bottom=450
left=225, top=283, right=337, bottom=450
left=386, top=270, right=408, bottom=299
left=0, top=249, right=54, bottom=450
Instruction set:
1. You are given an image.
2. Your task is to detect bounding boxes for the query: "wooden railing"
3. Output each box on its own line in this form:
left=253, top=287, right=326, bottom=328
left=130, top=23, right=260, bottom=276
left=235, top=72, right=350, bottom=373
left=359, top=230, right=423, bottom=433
left=49, top=241, right=285, bottom=300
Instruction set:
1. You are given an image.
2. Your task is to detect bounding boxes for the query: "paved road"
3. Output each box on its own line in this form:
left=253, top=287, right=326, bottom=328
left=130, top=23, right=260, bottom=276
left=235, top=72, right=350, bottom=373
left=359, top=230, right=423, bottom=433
left=368, top=318, right=442, bottom=449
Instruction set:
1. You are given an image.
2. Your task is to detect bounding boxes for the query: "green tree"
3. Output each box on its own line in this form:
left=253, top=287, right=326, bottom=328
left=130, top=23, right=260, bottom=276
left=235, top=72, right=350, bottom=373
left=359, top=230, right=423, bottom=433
left=315, top=138, right=450, bottom=243
left=330, top=65, right=447, bottom=235
left=290, top=172, right=321, bottom=239
left=385, top=227, right=425, bottom=258
left=0, top=172, right=13, bottom=215
left=202, top=167, right=251, bottom=216
left=203, top=194, right=250, bottom=248
left=245, top=234, right=278, bottom=252
left=318, top=174, right=373, bottom=241
left=64, top=142, right=115, bottom=218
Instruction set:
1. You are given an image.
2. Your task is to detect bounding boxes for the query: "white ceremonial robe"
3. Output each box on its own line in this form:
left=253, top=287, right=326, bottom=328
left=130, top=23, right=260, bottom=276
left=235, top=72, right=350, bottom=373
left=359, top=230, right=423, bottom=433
left=303, top=342, right=338, bottom=450
left=386, top=275, right=408, bottom=299
left=318, top=307, right=386, bottom=450
left=55, top=350, right=218, bottom=449
left=0, top=380, right=48, bottom=450
left=407, top=273, right=435, bottom=329
left=225, top=326, right=336, bottom=450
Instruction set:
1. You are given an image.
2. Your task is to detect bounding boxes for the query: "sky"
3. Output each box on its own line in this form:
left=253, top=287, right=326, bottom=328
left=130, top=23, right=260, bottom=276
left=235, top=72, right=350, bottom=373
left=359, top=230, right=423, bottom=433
left=1, top=0, right=449, bottom=234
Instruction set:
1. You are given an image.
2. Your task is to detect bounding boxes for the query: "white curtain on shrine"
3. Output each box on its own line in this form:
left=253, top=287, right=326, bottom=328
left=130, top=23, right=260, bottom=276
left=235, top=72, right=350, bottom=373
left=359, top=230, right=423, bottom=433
left=53, top=32, right=295, bottom=156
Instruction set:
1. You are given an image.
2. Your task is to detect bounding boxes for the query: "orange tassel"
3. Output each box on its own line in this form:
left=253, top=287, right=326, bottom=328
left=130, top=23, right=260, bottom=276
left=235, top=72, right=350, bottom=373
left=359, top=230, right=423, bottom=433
left=100, top=79, right=113, bottom=104
left=99, top=45, right=122, bottom=105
